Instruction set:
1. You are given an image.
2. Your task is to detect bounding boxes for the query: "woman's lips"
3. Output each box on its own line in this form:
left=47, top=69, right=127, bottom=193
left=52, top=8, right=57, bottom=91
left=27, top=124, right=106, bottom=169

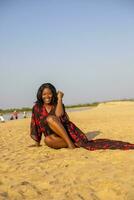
left=44, top=98, right=51, bottom=102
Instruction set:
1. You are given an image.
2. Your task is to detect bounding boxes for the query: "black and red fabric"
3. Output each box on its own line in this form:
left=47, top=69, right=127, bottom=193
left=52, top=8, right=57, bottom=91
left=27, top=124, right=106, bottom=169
left=30, top=103, right=134, bottom=150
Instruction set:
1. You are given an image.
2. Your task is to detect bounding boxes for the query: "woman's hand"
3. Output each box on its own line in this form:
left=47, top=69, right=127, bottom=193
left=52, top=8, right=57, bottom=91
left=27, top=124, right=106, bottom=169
left=35, top=141, right=41, bottom=147
left=57, top=91, right=64, bottom=100
left=55, top=91, right=64, bottom=117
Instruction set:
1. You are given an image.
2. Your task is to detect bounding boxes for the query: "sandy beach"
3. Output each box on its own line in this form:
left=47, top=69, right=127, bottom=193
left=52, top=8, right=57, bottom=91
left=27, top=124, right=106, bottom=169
left=0, top=101, right=134, bottom=200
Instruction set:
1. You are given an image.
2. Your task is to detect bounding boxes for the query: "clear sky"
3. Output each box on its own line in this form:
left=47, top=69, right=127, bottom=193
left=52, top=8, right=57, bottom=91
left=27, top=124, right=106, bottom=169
left=0, top=0, right=134, bottom=109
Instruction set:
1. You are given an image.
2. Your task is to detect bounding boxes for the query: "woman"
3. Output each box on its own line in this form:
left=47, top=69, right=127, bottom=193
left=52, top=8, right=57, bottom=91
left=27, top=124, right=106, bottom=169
left=30, top=83, right=85, bottom=149
left=30, top=83, right=134, bottom=150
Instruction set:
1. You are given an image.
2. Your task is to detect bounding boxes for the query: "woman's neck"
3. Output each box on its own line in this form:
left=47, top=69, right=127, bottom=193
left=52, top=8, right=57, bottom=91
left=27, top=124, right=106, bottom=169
left=43, top=103, right=53, bottom=108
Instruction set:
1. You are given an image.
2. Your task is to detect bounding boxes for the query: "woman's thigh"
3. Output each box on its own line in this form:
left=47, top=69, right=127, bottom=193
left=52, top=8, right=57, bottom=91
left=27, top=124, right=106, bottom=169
left=44, top=134, right=68, bottom=149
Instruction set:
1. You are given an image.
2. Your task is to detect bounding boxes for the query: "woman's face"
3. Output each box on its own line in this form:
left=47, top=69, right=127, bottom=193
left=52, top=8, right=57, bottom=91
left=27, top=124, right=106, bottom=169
left=42, top=87, right=53, bottom=104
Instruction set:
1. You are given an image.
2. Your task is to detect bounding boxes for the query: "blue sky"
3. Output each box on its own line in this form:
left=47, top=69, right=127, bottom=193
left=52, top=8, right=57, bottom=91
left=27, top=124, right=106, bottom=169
left=0, top=0, right=134, bottom=109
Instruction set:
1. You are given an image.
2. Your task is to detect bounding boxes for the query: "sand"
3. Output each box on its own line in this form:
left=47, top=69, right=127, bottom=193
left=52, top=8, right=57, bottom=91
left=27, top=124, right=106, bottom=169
left=0, top=101, right=134, bottom=200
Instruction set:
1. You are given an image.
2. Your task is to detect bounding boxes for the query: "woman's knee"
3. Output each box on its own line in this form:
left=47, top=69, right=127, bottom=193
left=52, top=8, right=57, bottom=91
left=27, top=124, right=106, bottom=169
left=46, top=115, right=59, bottom=124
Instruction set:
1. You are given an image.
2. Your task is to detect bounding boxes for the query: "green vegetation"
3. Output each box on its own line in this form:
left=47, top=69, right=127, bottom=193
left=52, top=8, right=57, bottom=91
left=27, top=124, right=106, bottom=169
left=65, top=102, right=99, bottom=108
left=0, top=103, right=99, bottom=114
left=103, top=98, right=134, bottom=104
left=0, top=107, right=32, bottom=114
left=1, top=99, right=134, bottom=114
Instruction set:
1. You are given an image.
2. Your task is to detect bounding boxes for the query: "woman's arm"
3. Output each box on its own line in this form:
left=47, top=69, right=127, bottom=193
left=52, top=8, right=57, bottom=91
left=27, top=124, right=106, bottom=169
left=30, top=106, right=41, bottom=146
left=55, top=91, right=64, bottom=117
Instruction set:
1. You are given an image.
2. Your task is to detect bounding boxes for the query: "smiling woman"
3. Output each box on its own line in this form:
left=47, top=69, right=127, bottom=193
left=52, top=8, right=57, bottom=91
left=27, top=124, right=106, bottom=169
left=30, top=83, right=134, bottom=151
left=31, top=83, right=76, bottom=149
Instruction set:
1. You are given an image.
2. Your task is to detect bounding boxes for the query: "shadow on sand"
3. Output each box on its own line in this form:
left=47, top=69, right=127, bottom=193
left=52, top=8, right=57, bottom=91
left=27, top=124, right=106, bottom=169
left=86, top=131, right=101, bottom=140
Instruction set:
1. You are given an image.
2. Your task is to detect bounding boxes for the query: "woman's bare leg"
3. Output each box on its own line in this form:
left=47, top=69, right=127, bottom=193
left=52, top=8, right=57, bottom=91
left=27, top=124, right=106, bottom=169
left=44, top=134, right=68, bottom=149
left=46, top=115, right=75, bottom=149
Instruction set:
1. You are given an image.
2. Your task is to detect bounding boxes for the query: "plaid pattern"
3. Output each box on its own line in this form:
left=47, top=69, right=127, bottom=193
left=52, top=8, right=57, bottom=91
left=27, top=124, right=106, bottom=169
left=30, top=103, right=134, bottom=150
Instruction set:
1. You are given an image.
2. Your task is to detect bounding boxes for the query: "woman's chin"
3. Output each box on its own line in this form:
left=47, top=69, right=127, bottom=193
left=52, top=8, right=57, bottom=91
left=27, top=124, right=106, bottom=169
left=44, top=101, right=52, bottom=105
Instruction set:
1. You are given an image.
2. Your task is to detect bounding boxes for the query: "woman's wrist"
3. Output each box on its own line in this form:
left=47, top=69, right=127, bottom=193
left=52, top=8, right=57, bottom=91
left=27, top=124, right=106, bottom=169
left=57, top=97, right=62, bottom=102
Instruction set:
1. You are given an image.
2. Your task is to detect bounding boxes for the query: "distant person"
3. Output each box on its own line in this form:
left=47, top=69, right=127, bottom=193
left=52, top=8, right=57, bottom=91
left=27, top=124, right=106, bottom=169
left=10, top=115, right=14, bottom=120
left=23, top=111, right=27, bottom=118
left=30, top=83, right=134, bottom=150
left=13, top=110, right=18, bottom=119
left=0, top=113, right=5, bottom=123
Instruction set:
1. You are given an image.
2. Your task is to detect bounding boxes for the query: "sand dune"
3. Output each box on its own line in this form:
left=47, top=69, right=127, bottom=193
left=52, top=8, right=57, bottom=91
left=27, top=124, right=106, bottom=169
left=0, top=101, right=134, bottom=200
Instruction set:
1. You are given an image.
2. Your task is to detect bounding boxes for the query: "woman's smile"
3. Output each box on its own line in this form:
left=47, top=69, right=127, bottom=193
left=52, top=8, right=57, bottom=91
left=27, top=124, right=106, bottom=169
left=42, top=88, right=53, bottom=104
left=44, top=98, right=52, bottom=103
